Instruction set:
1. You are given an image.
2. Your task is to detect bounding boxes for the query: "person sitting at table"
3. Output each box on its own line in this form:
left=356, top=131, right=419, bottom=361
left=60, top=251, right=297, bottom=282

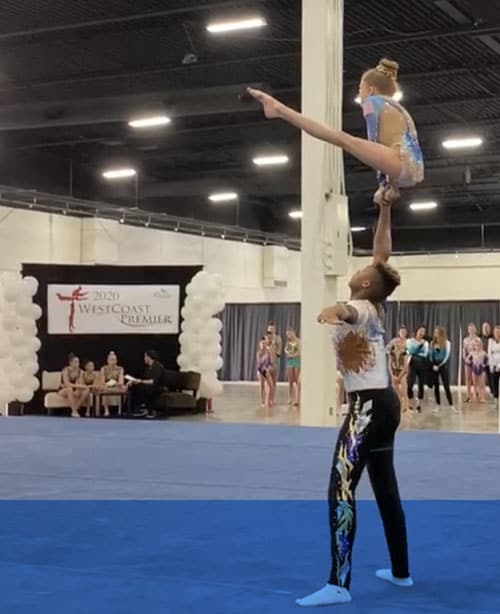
left=99, top=351, right=125, bottom=417
left=58, top=354, right=90, bottom=418
left=127, top=350, right=168, bottom=419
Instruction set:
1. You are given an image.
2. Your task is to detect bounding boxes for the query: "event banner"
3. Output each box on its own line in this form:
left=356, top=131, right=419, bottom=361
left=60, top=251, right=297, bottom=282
left=47, top=284, right=180, bottom=335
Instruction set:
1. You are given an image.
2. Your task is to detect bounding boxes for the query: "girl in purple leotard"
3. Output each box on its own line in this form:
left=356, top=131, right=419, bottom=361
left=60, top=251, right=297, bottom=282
left=466, top=338, right=488, bottom=403
left=256, top=338, right=274, bottom=408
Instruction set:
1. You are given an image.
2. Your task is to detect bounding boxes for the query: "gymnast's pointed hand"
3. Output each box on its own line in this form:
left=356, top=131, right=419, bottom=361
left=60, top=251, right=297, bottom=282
left=247, top=87, right=282, bottom=118
left=317, top=305, right=344, bottom=325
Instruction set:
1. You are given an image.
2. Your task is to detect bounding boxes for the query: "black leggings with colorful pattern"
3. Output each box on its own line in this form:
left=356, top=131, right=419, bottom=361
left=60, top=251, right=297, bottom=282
left=327, top=387, right=410, bottom=589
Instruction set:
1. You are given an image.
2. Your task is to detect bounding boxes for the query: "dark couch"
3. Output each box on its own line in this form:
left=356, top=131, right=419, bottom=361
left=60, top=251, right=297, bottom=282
left=155, top=370, right=205, bottom=417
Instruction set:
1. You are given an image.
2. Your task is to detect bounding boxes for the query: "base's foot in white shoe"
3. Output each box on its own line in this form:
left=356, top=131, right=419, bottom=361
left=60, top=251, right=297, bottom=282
left=296, top=584, right=352, bottom=607
left=376, top=569, right=414, bottom=588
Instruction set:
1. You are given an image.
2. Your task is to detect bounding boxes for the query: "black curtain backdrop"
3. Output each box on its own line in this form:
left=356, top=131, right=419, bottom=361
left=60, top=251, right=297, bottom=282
left=221, top=301, right=500, bottom=383
left=22, top=263, right=201, bottom=414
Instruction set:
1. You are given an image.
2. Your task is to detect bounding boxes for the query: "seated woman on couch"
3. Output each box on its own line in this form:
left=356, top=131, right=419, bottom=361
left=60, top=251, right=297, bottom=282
left=99, top=351, right=125, bottom=417
left=59, top=354, right=90, bottom=417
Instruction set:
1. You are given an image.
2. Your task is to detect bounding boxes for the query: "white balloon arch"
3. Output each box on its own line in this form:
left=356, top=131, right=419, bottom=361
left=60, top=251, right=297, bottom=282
left=0, top=272, right=42, bottom=413
left=177, top=271, right=225, bottom=399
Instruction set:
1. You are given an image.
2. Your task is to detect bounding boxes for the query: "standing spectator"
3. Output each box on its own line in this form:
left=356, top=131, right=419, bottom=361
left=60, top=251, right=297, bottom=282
left=467, top=338, right=488, bottom=404
left=429, top=326, right=456, bottom=413
left=264, top=331, right=277, bottom=406
left=266, top=321, right=282, bottom=386
left=285, top=328, right=301, bottom=406
left=480, top=322, right=493, bottom=395
left=387, top=326, right=409, bottom=412
left=387, top=324, right=408, bottom=350
left=463, top=323, right=480, bottom=403
left=487, top=326, right=500, bottom=401
left=256, top=337, right=274, bottom=408
left=407, top=326, right=429, bottom=412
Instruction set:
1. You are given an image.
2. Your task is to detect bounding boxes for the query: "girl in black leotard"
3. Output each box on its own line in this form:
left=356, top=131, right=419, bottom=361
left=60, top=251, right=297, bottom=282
left=58, top=354, right=90, bottom=417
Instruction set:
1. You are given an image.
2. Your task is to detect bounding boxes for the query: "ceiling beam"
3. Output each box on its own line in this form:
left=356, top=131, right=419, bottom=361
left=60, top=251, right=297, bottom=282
left=343, top=92, right=500, bottom=127
left=0, top=53, right=298, bottom=95
left=345, top=24, right=500, bottom=49
left=344, top=62, right=500, bottom=87
left=102, top=162, right=500, bottom=200
left=0, top=84, right=265, bottom=131
left=0, top=1, right=254, bottom=42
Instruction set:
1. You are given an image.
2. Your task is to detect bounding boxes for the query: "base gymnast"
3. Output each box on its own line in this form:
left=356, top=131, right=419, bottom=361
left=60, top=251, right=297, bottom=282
left=248, top=58, right=424, bottom=201
left=296, top=187, right=413, bottom=607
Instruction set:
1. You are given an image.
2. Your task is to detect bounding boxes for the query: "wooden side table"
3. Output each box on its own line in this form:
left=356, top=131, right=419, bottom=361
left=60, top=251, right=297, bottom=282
left=92, top=389, right=129, bottom=417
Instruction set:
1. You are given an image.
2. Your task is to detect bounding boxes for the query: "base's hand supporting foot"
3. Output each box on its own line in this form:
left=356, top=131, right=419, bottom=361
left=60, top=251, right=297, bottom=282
left=373, top=183, right=400, bottom=207
left=296, top=584, right=352, bottom=607
left=376, top=569, right=414, bottom=587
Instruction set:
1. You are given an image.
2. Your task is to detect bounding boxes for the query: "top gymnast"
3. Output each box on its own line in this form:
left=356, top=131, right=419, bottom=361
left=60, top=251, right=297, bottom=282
left=248, top=58, right=424, bottom=201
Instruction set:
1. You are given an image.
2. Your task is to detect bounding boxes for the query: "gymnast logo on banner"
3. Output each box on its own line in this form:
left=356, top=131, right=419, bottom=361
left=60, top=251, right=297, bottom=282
left=47, top=284, right=180, bottom=335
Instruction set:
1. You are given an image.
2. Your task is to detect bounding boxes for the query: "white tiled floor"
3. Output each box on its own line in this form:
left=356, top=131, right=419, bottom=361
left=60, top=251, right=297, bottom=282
left=173, top=383, right=500, bottom=434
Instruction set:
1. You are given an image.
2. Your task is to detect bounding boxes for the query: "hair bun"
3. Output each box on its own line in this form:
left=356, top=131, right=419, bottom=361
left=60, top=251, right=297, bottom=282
left=377, top=58, right=399, bottom=80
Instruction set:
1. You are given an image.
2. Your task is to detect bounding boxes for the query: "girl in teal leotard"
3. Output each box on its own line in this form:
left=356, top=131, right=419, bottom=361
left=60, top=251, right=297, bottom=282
left=285, top=328, right=301, bottom=406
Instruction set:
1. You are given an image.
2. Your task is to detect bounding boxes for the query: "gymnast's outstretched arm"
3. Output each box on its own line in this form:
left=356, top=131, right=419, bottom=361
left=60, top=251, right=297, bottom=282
left=372, top=190, right=394, bottom=264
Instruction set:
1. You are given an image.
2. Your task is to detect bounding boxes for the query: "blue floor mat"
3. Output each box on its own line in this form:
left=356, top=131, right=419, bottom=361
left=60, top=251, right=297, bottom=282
left=1, top=500, right=499, bottom=614
left=1, top=418, right=500, bottom=499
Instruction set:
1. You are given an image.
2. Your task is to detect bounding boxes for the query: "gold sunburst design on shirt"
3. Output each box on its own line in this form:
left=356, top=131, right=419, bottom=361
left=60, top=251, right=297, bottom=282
left=337, top=331, right=374, bottom=374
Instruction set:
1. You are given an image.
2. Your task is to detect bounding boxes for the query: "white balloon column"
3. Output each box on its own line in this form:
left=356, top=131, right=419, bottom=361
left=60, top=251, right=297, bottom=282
left=177, top=271, right=225, bottom=399
left=0, top=273, right=42, bottom=411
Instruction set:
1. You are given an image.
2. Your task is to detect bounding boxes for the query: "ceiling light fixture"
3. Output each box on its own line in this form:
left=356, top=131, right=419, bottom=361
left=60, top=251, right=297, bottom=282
left=128, top=115, right=171, bottom=129
left=288, top=210, right=303, bottom=220
left=409, top=201, right=438, bottom=211
left=206, top=17, right=267, bottom=34
left=351, top=226, right=366, bottom=232
left=253, top=154, right=289, bottom=167
left=208, top=192, right=238, bottom=203
left=102, top=168, right=137, bottom=179
left=442, top=137, right=483, bottom=150
left=119, top=213, right=125, bottom=224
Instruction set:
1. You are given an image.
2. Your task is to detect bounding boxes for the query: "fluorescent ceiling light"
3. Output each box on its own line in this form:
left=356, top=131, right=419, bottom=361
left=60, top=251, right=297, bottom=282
left=410, top=201, right=438, bottom=211
left=208, top=192, right=238, bottom=203
left=442, top=137, right=483, bottom=150
left=253, top=154, right=289, bottom=167
left=102, top=168, right=136, bottom=179
left=354, top=91, right=403, bottom=105
left=206, top=17, right=266, bottom=34
left=351, top=226, right=366, bottom=232
left=128, top=115, right=171, bottom=128
left=289, top=210, right=303, bottom=220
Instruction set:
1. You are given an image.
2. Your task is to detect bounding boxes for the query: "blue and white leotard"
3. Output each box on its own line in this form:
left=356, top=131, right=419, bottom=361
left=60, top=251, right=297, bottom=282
left=362, top=95, right=424, bottom=187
